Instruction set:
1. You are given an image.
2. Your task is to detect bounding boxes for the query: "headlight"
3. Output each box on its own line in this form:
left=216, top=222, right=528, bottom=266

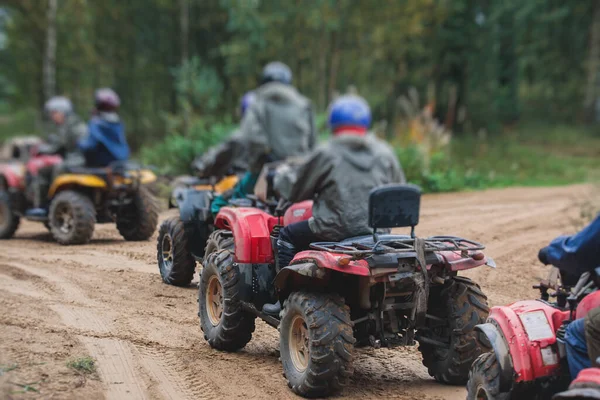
left=519, top=310, right=555, bottom=341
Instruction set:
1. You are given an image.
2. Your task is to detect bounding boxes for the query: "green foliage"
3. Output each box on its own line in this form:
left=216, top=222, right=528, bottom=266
left=67, top=356, right=96, bottom=375
left=398, top=123, right=599, bottom=193
left=140, top=119, right=233, bottom=176
left=173, top=57, right=224, bottom=114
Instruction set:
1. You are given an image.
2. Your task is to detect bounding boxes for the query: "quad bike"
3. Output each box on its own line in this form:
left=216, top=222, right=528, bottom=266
left=157, top=173, right=241, bottom=286
left=0, top=149, right=158, bottom=245
left=467, top=267, right=600, bottom=399
left=198, top=184, right=495, bottom=397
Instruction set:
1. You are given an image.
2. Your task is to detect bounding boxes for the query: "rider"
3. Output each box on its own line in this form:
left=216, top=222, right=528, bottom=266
left=262, top=94, right=406, bottom=315
left=27, top=96, right=87, bottom=217
left=194, top=91, right=257, bottom=214
left=196, top=62, right=317, bottom=216
left=78, top=88, right=130, bottom=167
left=539, top=214, right=600, bottom=379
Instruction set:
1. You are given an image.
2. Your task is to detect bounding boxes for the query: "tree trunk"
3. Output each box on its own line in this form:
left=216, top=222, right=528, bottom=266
left=584, top=1, right=600, bottom=123
left=318, top=27, right=328, bottom=111
left=328, top=30, right=340, bottom=104
left=180, top=0, right=190, bottom=135
left=43, top=0, right=57, bottom=101
left=180, top=0, right=189, bottom=64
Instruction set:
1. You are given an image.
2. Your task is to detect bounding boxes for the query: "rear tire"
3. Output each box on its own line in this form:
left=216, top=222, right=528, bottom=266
left=199, top=230, right=255, bottom=351
left=466, top=352, right=510, bottom=400
left=117, top=187, right=158, bottom=241
left=157, top=217, right=195, bottom=286
left=280, top=292, right=355, bottom=398
left=49, top=190, right=95, bottom=245
left=418, top=276, right=490, bottom=385
left=0, top=191, right=20, bottom=239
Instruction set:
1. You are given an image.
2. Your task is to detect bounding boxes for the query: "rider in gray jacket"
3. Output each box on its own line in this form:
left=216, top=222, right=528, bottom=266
left=262, top=95, right=405, bottom=316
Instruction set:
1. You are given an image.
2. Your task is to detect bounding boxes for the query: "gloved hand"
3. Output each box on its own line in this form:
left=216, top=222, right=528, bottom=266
left=538, top=246, right=550, bottom=265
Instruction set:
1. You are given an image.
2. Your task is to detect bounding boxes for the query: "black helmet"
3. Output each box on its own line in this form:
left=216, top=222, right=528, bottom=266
left=94, top=88, right=120, bottom=112
left=261, top=62, right=292, bottom=85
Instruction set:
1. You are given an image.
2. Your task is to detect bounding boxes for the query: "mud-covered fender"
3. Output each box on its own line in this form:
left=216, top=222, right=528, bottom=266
left=48, top=174, right=107, bottom=198
left=289, top=250, right=370, bottom=276
left=274, top=262, right=328, bottom=290
left=484, top=301, right=569, bottom=384
left=475, top=322, right=514, bottom=392
left=214, top=207, right=277, bottom=263
left=178, top=188, right=212, bottom=223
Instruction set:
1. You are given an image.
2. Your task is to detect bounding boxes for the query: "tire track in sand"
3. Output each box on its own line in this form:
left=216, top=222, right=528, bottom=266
left=1, top=258, right=196, bottom=400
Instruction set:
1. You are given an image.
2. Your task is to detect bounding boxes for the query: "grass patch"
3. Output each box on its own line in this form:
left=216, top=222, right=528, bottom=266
left=397, top=123, right=600, bottom=193
left=0, top=107, right=38, bottom=142
left=67, top=357, right=96, bottom=375
left=0, top=364, right=18, bottom=376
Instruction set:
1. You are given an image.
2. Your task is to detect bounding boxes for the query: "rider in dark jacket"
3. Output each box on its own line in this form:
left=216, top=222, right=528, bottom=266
left=262, top=95, right=405, bottom=316
left=539, top=214, right=600, bottom=379
left=78, top=88, right=130, bottom=168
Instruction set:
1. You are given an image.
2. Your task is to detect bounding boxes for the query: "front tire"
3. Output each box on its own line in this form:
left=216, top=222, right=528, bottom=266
left=466, top=352, right=510, bottom=400
left=117, top=187, right=158, bottom=241
left=49, top=190, right=95, bottom=245
left=280, top=292, right=355, bottom=398
left=199, top=230, right=255, bottom=351
left=0, top=191, right=20, bottom=239
left=157, top=217, right=195, bottom=286
left=418, top=276, right=490, bottom=384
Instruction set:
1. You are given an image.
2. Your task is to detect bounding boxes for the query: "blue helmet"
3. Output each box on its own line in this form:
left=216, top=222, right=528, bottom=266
left=240, top=91, right=256, bottom=117
left=328, top=95, right=371, bottom=131
left=261, top=61, right=292, bottom=85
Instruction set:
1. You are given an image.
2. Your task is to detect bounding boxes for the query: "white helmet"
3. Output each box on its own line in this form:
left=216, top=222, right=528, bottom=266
left=44, top=96, right=73, bottom=114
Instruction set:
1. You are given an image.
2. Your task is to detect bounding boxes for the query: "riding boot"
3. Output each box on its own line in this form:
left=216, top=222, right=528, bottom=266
left=262, top=239, right=296, bottom=317
left=26, top=177, right=49, bottom=218
left=277, top=239, right=296, bottom=270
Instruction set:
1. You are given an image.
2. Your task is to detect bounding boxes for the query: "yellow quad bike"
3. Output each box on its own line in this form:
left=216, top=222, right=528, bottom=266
left=157, top=173, right=239, bottom=286
left=2, top=160, right=159, bottom=245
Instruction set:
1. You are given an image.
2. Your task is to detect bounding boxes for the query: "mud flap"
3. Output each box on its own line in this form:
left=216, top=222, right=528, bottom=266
left=475, top=322, right=514, bottom=392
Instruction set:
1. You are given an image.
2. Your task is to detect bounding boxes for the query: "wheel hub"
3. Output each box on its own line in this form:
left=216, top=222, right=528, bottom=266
left=54, top=204, right=74, bottom=234
left=206, top=275, right=223, bottom=326
left=289, top=315, right=309, bottom=372
left=161, top=234, right=174, bottom=272
left=476, top=385, right=491, bottom=400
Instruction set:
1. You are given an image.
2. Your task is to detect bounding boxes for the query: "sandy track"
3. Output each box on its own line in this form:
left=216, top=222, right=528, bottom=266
left=0, top=184, right=593, bottom=399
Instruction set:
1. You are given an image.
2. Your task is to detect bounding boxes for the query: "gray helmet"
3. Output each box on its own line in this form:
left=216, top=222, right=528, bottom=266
left=261, top=62, right=292, bottom=85
left=44, top=96, right=73, bottom=114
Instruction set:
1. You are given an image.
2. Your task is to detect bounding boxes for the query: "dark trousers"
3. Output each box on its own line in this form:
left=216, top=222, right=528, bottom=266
left=277, top=221, right=322, bottom=269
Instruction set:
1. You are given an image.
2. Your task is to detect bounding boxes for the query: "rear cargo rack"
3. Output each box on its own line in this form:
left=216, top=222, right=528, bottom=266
left=309, top=235, right=485, bottom=256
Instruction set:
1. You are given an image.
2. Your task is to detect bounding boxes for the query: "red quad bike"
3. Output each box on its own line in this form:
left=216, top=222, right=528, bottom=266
left=198, top=184, right=495, bottom=398
left=467, top=267, right=600, bottom=400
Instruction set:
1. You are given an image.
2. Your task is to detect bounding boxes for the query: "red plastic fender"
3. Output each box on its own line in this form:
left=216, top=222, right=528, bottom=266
left=488, top=300, right=569, bottom=383
left=576, top=291, right=600, bottom=320
left=436, top=250, right=489, bottom=271
left=0, top=164, right=25, bottom=188
left=214, top=207, right=278, bottom=263
left=26, top=155, right=62, bottom=176
left=283, top=200, right=313, bottom=226
left=290, top=250, right=370, bottom=276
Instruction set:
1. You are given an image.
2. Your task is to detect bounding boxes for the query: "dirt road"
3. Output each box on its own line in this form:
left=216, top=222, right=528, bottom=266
left=0, top=184, right=594, bottom=399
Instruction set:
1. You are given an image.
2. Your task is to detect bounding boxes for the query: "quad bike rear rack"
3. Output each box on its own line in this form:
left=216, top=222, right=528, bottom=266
left=310, top=236, right=485, bottom=257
